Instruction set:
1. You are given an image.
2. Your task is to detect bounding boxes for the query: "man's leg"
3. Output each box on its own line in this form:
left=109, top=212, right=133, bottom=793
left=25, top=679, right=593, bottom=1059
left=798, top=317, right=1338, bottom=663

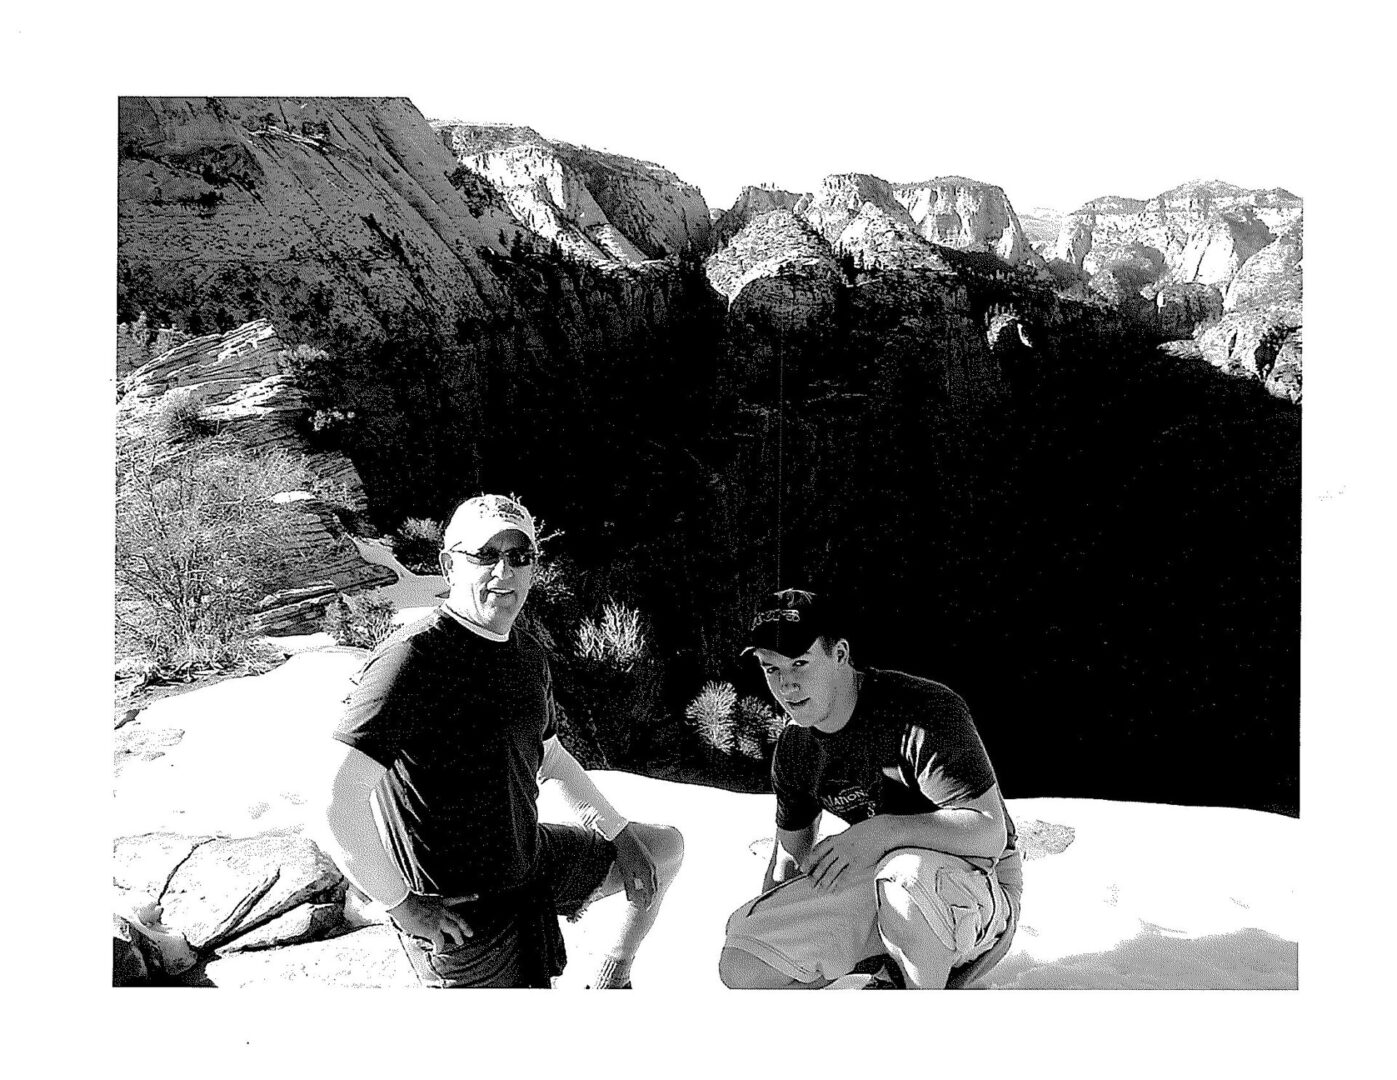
left=720, top=871, right=882, bottom=989
left=555, top=822, right=684, bottom=988
left=874, top=849, right=1009, bottom=990
left=718, top=945, right=832, bottom=989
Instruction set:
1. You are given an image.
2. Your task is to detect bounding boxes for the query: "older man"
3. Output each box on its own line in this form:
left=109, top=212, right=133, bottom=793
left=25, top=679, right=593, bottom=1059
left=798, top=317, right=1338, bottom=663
left=720, top=588, right=1021, bottom=989
left=320, top=494, right=683, bottom=988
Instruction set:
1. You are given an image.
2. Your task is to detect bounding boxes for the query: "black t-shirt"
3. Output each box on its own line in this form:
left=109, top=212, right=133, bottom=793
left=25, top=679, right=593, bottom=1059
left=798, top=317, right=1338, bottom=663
left=772, top=668, right=1017, bottom=857
left=333, top=610, right=557, bottom=898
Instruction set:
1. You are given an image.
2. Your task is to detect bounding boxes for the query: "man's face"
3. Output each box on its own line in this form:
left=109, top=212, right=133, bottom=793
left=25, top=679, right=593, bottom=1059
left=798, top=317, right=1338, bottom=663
left=752, top=638, right=848, bottom=731
left=440, top=527, right=535, bottom=634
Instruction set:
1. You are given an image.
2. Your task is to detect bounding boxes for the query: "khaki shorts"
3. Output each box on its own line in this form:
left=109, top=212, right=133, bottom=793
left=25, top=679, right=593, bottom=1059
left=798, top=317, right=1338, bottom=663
left=724, top=847, right=1014, bottom=985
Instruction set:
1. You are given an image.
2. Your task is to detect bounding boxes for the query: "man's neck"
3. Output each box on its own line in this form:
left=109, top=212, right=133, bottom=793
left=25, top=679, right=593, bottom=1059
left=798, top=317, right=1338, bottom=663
left=813, top=666, right=861, bottom=735
left=442, top=601, right=511, bottom=641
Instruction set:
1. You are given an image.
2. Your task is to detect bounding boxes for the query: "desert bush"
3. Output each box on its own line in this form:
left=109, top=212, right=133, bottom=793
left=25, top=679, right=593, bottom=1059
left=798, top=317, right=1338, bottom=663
left=576, top=602, right=648, bottom=666
left=115, top=431, right=323, bottom=669
left=150, top=388, right=213, bottom=442
left=391, top=516, right=444, bottom=574
left=323, top=592, right=398, bottom=649
left=685, top=680, right=738, bottom=753
left=735, top=694, right=785, bottom=758
left=560, top=600, right=665, bottom=766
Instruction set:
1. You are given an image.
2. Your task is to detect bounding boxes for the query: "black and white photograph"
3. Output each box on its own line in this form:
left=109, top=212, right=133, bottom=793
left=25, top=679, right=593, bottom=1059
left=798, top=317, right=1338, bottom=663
left=7, top=0, right=1390, bottom=1073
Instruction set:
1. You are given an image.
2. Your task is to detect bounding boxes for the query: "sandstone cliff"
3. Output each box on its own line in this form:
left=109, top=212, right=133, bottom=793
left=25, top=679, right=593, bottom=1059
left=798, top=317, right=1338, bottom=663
left=117, top=320, right=396, bottom=623
left=118, top=97, right=523, bottom=339
left=1054, top=179, right=1301, bottom=287
left=892, top=176, right=1040, bottom=267
left=435, top=122, right=711, bottom=266
left=1053, top=180, right=1302, bottom=401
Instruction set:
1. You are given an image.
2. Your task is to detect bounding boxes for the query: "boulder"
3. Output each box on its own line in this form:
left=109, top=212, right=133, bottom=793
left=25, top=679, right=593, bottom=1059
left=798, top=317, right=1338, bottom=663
left=113, top=832, right=212, bottom=900
left=158, top=834, right=346, bottom=951
left=216, top=900, right=345, bottom=953
left=189, top=924, right=420, bottom=988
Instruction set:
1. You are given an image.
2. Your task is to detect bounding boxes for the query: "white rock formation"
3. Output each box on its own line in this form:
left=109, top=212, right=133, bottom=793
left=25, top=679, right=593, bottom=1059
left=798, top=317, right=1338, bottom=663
left=1054, top=180, right=1302, bottom=290
left=891, top=175, right=1039, bottom=266
left=437, top=123, right=711, bottom=266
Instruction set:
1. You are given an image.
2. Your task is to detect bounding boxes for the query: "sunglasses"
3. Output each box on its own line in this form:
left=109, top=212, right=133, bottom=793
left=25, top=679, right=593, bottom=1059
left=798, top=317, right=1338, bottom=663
left=448, top=546, right=538, bottom=568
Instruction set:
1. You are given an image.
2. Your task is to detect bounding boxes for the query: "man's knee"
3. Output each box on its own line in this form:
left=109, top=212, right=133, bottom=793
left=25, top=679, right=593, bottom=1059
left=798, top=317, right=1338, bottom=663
left=874, top=850, right=966, bottom=956
left=626, top=822, right=685, bottom=885
left=874, top=849, right=995, bottom=962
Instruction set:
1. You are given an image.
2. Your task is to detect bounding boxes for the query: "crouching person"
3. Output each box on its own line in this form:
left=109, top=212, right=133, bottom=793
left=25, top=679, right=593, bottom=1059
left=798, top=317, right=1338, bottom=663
left=720, top=588, right=1021, bottom=989
left=319, top=494, right=683, bottom=988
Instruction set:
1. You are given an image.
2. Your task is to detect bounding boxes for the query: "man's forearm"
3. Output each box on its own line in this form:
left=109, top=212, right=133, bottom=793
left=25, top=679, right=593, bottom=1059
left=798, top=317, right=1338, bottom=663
left=537, top=736, right=629, bottom=840
left=764, top=823, right=817, bottom=890
left=867, top=806, right=1006, bottom=861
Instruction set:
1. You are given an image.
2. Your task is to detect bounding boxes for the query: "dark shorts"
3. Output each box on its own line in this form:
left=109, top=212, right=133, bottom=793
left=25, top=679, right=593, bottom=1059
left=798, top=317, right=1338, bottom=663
left=396, top=823, right=617, bottom=988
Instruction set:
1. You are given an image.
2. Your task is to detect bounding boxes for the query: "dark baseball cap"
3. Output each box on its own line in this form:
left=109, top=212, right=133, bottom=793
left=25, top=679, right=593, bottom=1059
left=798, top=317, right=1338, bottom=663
left=742, top=588, right=842, bottom=658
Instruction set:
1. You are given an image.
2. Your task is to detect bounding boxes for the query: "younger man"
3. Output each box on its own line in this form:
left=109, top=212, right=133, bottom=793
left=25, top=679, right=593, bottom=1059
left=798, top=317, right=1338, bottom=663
left=720, top=588, right=1021, bottom=989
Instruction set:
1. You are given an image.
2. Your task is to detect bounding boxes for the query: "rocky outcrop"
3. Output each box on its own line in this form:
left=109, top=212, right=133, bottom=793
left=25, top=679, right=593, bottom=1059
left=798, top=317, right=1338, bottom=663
left=1198, top=312, right=1302, bottom=403
left=436, top=122, right=711, bottom=265
left=891, top=176, right=1039, bottom=267
left=1156, top=283, right=1224, bottom=339
left=801, top=174, right=954, bottom=273
left=116, top=321, right=396, bottom=624
left=118, top=97, right=522, bottom=339
left=117, top=320, right=369, bottom=511
left=150, top=833, right=346, bottom=952
left=1057, top=181, right=1302, bottom=401
left=711, top=185, right=809, bottom=247
left=1055, top=180, right=1301, bottom=289
left=1225, top=220, right=1302, bottom=312
left=704, top=209, right=845, bottom=328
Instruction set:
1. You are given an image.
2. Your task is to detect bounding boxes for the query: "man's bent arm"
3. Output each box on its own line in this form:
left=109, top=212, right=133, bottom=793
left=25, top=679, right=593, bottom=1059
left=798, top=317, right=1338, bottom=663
left=764, top=819, right=819, bottom=892
left=537, top=735, right=629, bottom=841
left=866, top=785, right=1008, bottom=862
left=320, top=741, right=411, bottom=908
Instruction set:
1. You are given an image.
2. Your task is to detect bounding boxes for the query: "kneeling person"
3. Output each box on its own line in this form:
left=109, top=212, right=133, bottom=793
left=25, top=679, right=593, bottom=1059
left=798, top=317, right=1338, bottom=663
left=320, top=494, right=683, bottom=988
left=720, top=589, right=1021, bottom=989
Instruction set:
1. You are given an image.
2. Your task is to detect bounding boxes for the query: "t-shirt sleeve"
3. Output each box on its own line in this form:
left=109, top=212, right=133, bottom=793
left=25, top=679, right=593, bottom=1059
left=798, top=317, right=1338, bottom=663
left=333, top=641, right=417, bottom=769
left=903, top=694, right=999, bottom=807
left=771, top=732, right=821, bottom=832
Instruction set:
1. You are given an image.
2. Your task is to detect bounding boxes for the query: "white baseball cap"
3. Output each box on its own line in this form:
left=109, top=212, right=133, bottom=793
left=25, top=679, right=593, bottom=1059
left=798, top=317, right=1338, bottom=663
left=441, top=494, right=537, bottom=553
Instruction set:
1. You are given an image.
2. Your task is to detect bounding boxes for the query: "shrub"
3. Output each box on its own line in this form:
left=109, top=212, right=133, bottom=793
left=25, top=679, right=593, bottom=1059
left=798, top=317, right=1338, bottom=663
left=736, top=694, right=785, bottom=757
left=150, top=388, right=213, bottom=442
left=115, top=431, right=323, bottom=669
left=576, top=602, right=648, bottom=667
left=323, top=592, right=398, bottom=649
left=685, top=680, right=738, bottom=753
left=562, top=600, right=664, bottom=766
left=391, top=516, right=444, bottom=574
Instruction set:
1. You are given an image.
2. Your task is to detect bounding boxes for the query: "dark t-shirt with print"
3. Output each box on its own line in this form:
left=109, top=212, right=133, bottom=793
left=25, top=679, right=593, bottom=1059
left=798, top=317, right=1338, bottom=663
left=333, top=610, right=557, bottom=898
left=771, top=667, right=1017, bottom=858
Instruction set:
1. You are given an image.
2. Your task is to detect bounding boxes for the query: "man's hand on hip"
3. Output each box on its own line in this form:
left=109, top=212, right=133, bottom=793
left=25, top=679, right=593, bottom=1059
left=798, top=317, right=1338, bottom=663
left=388, top=891, right=478, bottom=953
left=612, top=824, right=659, bottom=909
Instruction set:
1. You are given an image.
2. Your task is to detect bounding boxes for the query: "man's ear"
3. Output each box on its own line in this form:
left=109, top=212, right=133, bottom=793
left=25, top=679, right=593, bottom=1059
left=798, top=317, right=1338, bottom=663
left=438, top=550, right=453, bottom=579
left=833, top=638, right=851, bottom=664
